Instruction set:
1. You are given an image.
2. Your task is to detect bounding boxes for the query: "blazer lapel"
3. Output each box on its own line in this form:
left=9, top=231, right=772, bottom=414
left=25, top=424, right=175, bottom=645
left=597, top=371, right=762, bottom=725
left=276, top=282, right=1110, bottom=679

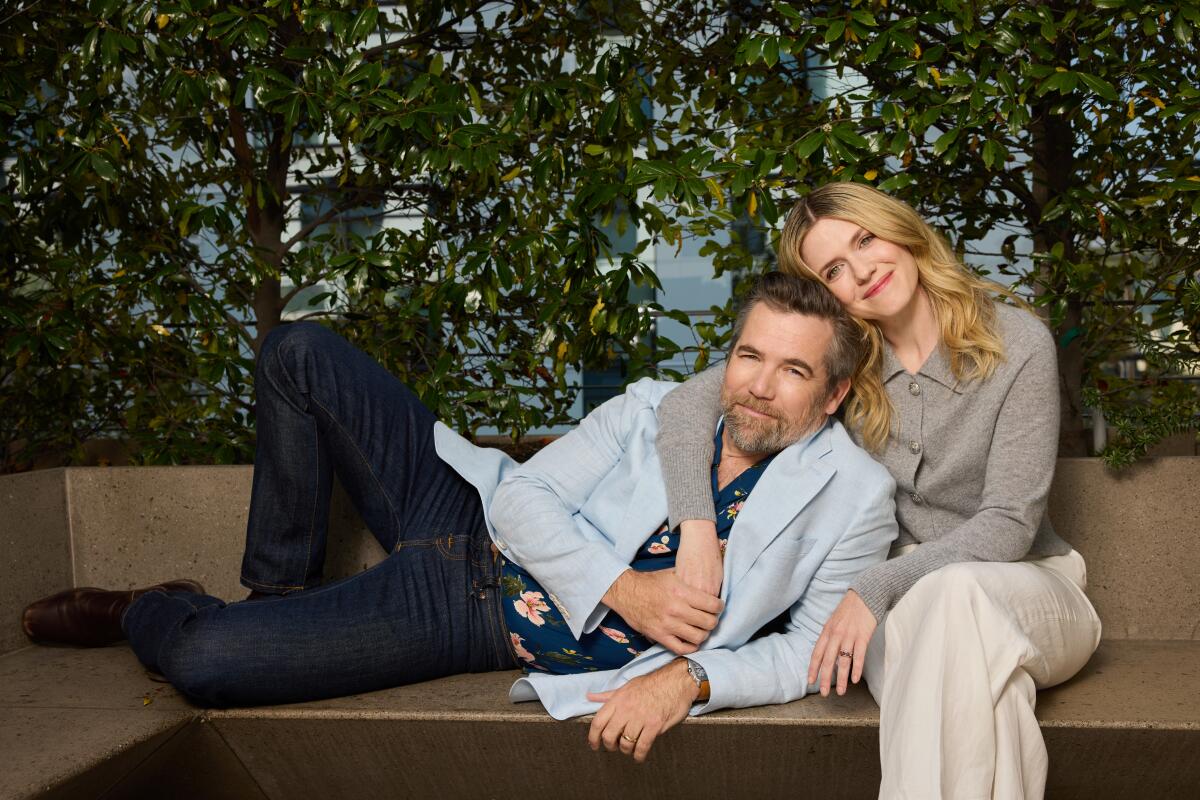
left=722, top=423, right=835, bottom=591
left=618, top=470, right=668, bottom=558
left=612, top=432, right=670, bottom=559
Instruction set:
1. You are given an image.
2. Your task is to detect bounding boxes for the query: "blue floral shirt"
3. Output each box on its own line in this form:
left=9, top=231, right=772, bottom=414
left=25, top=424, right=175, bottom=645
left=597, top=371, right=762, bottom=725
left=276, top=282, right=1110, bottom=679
left=501, top=422, right=776, bottom=674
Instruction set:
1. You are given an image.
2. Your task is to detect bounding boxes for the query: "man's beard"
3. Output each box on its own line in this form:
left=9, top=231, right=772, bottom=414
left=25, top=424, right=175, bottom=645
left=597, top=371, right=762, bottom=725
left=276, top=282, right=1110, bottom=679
left=720, top=390, right=826, bottom=455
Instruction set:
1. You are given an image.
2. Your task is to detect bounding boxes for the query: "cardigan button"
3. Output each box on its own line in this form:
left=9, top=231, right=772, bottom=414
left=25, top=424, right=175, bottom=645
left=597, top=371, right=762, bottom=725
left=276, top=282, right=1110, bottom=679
left=909, top=440, right=922, bottom=455
left=908, top=381, right=921, bottom=396
left=909, top=492, right=924, bottom=505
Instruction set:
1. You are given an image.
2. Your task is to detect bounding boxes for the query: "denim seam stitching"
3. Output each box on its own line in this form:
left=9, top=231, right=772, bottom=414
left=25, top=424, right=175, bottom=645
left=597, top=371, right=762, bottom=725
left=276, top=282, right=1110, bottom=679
left=261, top=335, right=324, bottom=588
left=489, top=552, right=518, bottom=668
left=396, top=537, right=438, bottom=551
left=309, top=392, right=404, bottom=554
left=436, top=535, right=468, bottom=561
left=240, top=575, right=306, bottom=591
left=301, top=412, right=319, bottom=584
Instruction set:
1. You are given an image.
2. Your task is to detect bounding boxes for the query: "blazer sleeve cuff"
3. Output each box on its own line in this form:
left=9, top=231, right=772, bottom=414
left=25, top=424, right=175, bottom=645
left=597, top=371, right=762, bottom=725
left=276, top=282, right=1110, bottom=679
left=563, top=554, right=632, bottom=641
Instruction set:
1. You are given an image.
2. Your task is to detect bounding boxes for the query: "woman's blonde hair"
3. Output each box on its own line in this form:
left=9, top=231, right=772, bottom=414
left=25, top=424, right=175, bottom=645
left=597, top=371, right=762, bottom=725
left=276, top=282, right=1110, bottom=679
left=777, top=182, right=1011, bottom=451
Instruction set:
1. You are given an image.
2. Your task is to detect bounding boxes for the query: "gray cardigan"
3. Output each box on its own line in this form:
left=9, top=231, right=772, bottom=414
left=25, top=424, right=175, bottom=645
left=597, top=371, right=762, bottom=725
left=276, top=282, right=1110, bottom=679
left=655, top=302, right=1072, bottom=621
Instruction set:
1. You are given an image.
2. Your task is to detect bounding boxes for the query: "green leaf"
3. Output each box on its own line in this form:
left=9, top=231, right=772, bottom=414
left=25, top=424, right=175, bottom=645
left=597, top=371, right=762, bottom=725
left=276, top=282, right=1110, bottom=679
left=877, top=173, right=915, bottom=191
left=100, top=30, right=119, bottom=65
left=1040, top=201, right=1069, bottom=223
left=1175, top=16, right=1192, bottom=44
left=982, top=139, right=1007, bottom=169
left=996, top=68, right=1016, bottom=96
left=81, top=27, right=100, bottom=64
left=794, top=130, right=825, bottom=159
left=832, top=125, right=869, bottom=149
left=1037, top=71, right=1078, bottom=96
left=932, top=129, right=959, bottom=156
left=598, top=101, right=619, bottom=138
left=739, top=35, right=763, bottom=65
left=1076, top=72, right=1118, bottom=101
left=350, top=6, right=379, bottom=43
left=763, top=37, right=780, bottom=68
left=90, top=153, right=117, bottom=182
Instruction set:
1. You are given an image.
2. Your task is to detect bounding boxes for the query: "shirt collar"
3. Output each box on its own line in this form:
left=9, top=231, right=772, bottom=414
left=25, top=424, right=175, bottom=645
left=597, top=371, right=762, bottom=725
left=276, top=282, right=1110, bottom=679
left=881, top=342, right=962, bottom=393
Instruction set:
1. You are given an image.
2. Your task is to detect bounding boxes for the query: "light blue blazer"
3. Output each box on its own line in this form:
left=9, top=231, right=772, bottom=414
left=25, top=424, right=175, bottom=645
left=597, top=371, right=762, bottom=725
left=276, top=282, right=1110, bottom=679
left=433, top=377, right=898, bottom=720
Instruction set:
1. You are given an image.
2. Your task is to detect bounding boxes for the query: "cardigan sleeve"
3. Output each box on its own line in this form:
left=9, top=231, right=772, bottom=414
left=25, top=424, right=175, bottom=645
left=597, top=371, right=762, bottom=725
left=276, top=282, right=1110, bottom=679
left=850, top=322, right=1061, bottom=621
left=655, top=363, right=726, bottom=529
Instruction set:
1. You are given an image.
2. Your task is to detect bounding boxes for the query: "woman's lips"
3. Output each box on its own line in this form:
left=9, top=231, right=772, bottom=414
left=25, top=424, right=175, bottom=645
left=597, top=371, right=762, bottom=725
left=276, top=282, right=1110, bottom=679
left=864, top=271, right=893, bottom=300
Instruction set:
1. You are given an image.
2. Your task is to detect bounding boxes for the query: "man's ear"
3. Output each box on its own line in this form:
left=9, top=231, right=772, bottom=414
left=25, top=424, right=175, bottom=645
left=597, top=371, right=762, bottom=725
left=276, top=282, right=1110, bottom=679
left=823, top=378, right=852, bottom=415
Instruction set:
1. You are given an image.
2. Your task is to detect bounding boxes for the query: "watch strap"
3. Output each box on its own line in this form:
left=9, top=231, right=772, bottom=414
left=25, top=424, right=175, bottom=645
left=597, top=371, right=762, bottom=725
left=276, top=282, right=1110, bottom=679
left=685, top=659, right=711, bottom=703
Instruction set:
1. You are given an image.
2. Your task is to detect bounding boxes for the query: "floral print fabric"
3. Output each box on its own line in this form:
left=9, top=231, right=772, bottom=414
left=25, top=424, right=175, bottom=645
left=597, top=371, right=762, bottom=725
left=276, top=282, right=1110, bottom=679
left=501, top=422, right=775, bottom=674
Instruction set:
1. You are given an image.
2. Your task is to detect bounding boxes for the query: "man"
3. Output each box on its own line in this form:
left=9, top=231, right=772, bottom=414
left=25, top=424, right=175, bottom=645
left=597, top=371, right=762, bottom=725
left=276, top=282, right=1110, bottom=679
left=24, top=272, right=896, bottom=762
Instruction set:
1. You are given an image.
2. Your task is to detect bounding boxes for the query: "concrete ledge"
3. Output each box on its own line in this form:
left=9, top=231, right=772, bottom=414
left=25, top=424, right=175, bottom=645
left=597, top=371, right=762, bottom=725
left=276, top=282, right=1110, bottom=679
left=2, top=459, right=1198, bottom=796
left=1049, top=458, right=1200, bottom=640
left=4, top=458, right=1198, bottom=655
left=0, top=470, right=72, bottom=655
left=2, top=640, right=1197, bottom=799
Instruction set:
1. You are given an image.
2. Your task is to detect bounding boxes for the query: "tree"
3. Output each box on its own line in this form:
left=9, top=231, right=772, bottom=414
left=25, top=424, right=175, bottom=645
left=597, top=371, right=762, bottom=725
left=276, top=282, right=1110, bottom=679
left=667, top=0, right=1200, bottom=461
left=1, top=0, right=675, bottom=469
left=3, top=0, right=1196, bottom=472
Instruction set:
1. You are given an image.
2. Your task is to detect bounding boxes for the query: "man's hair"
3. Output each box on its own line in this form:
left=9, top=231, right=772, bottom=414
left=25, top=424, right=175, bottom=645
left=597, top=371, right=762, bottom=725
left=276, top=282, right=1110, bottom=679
left=728, top=272, right=864, bottom=397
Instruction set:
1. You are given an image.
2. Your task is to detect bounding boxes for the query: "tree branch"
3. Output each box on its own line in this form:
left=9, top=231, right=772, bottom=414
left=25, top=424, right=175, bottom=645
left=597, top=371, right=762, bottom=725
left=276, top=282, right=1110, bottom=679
left=276, top=188, right=377, bottom=256
left=361, top=4, right=484, bottom=61
left=182, top=272, right=256, bottom=350
left=1081, top=260, right=1185, bottom=360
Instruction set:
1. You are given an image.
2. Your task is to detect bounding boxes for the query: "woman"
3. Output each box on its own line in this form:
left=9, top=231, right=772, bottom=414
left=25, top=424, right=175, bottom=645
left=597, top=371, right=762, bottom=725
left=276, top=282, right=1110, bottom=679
left=658, top=182, right=1101, bottom=799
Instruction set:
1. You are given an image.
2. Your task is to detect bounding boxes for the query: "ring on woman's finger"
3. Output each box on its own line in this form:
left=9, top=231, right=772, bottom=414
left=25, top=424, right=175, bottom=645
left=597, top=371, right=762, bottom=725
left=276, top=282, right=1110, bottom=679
left=621, top=733, right=639, bottom=744
left=838, top=649, right=854, bottom=659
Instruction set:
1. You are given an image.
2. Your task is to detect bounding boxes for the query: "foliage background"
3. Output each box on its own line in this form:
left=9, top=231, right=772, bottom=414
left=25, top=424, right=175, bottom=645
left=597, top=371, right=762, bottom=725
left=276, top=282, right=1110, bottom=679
left=2, top=0, right=1197, bottom=472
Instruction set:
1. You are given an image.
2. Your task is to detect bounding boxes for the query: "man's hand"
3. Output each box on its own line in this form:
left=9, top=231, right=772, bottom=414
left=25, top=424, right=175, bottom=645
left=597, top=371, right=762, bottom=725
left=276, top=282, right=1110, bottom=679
left=674, top=520, right=723, bottom=597
left=586, top=659, right=697, bottom=763
left=603, top=569, right=723, bottom=655
left=808, top=589, right=877, bottom=697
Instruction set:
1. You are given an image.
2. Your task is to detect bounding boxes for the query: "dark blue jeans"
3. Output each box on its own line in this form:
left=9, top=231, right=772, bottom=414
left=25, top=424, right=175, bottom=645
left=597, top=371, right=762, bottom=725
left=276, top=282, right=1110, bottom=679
left=123, top=322, right=517, bottom=707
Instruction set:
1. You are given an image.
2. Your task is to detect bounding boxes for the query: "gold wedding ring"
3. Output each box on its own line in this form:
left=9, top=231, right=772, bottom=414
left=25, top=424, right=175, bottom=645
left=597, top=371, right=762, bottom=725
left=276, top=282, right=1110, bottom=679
left=621, top=733, right=639, bottom=744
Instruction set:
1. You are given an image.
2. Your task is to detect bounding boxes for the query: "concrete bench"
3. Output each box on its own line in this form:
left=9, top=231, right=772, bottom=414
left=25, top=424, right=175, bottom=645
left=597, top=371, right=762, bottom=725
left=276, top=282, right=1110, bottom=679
left=2, top=458, right=1199, bottom=799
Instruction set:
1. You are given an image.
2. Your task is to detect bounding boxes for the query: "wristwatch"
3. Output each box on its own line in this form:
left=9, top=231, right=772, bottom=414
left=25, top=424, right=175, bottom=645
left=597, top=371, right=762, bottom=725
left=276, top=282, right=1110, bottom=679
left=685, top=658, right=710, bottom=703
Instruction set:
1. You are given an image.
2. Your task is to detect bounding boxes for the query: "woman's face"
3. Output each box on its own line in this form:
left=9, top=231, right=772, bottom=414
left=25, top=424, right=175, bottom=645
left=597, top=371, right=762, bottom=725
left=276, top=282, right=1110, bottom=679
left=799, top=217, right=921, bottom=323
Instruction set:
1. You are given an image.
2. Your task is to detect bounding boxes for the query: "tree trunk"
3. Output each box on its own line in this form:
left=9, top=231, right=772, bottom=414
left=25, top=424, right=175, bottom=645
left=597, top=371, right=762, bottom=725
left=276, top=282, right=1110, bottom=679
left=253, top=277, right=282, bottom=357
left=1029, top=2, right=1090, bottom=456
left=229, top=19, right=300, bottom=359
left=250, top=137, right=289, bottom=358
left=1029, top=102, right=1089, bottom=456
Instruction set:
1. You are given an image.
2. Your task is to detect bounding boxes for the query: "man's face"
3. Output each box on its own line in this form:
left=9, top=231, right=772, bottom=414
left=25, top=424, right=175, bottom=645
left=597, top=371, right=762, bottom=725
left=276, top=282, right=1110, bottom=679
left=720, top=303, right=849, bottom=455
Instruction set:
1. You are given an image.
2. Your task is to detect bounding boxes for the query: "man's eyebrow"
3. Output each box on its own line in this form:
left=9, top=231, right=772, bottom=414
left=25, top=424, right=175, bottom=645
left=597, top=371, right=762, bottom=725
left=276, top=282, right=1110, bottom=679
left=782, top=357, right=814, bottom=375
left=817, top=227, right=866, bottom=275
left=735, top=343, right=814, bottom=375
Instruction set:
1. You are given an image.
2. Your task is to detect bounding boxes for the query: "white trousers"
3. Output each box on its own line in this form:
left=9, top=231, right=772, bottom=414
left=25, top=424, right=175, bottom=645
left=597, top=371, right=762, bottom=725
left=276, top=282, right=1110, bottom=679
left=862, top=548, right=1102, bottom=800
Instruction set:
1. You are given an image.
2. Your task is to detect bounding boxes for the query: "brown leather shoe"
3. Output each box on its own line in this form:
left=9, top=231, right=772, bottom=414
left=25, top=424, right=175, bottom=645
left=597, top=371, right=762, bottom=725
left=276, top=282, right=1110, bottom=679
left=21, top=580, right=205, bottom=647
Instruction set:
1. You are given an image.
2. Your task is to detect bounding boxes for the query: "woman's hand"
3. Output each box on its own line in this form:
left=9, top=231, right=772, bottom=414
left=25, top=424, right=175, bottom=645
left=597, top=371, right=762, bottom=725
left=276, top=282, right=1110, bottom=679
left=808, top=589, right=877, bottom=696
left=674, top=519, right=723, bottom=598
